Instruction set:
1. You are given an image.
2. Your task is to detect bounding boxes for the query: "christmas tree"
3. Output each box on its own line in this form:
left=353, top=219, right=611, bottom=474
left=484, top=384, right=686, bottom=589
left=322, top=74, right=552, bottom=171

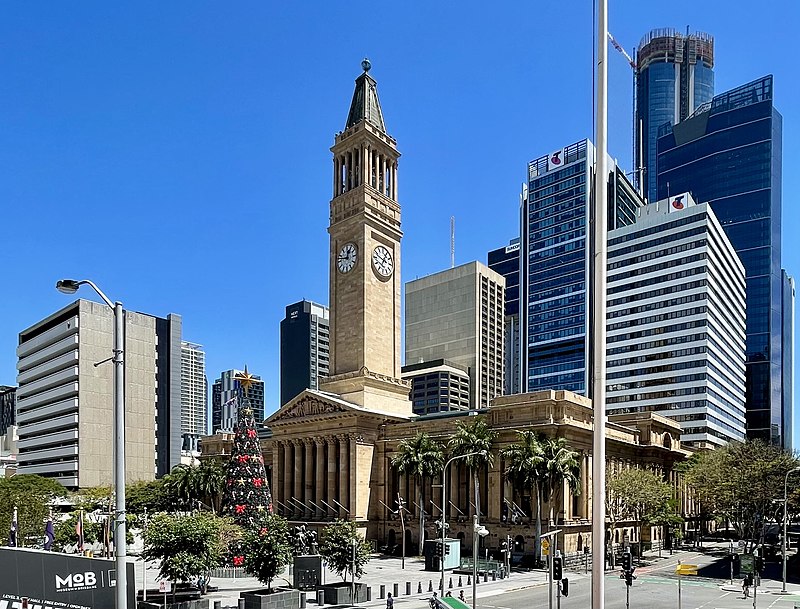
left=221, top=367, right=274, bottom=532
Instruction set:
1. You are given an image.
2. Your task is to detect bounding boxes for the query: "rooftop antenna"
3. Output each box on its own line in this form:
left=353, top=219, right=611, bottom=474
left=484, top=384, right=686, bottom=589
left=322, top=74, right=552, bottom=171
left=450, top=216, right=455, bottom=268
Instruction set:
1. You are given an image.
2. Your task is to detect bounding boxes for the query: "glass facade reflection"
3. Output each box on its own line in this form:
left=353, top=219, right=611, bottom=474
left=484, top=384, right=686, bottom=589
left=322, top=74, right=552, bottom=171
left=656, top=75, right=787, bottom=447
left=520, top=140, right=644, bottom=395
left=636, top=29, right=715, bottom=203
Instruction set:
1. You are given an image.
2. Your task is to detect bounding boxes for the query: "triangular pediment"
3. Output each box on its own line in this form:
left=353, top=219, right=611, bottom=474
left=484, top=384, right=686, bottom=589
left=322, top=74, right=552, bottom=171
left=265, top=388, right=411, bottom=426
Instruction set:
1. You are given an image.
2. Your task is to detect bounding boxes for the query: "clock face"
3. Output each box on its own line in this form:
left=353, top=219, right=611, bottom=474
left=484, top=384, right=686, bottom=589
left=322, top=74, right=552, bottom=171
left=372, top=245, right=394, bottom=278
left=337, top=243, right=357, bottom=273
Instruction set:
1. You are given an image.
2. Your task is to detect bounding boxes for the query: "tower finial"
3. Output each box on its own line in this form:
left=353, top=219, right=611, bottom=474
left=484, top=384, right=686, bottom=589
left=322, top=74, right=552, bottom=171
left=361, top=58, right=371, bottom=73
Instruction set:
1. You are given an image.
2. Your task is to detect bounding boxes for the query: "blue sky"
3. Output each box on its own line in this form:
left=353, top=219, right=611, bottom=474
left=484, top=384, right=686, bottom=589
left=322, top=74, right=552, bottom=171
left=1, top=1, right=798, bottom=436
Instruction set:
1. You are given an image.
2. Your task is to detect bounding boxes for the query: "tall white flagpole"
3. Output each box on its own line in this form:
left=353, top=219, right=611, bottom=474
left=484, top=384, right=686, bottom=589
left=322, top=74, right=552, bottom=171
left=591, top=0, right=608, bottom=607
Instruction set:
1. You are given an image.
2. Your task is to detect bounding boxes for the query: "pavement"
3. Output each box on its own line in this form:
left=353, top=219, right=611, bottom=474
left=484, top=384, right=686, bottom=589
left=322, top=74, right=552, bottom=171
left=163, top=543, right=714, bottom=608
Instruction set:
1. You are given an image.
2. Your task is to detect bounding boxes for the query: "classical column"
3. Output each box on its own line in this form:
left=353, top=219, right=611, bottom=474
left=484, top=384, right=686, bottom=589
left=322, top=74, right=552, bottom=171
left=488, top=459, right=501, bottom=522
left=349, top=435, right=358, bottom=519
left=327, top=437, right=338, bottom=515
left=293, top=440, right=303, bottom=513
left=315, top=438, right=326, bottom=518
left=282, top=442, right=292, bottom=515
left=338, top=434, right=349, bottom=517
left=304, top=439, right=314, bottom=517
left=273, top=441, right=283, bottom=512
left=449, top=463, right=459, bottom=520
left=399, top=470, right=407, bottom=508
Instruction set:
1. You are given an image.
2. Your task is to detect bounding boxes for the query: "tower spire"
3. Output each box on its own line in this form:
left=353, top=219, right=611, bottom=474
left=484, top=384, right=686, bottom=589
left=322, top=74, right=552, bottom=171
left=345, top=58, right=386, bottom=132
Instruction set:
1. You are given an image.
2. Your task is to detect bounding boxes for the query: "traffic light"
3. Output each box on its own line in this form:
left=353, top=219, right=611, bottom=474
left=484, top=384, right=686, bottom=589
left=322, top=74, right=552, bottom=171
left=553, top=556, right=563, bottom=580
left=621, top=552, right=632, bottom=572
left=444, top=544, right=451, bottom=555
left=755, top=556, right=764, bottom=574
left=561, top=578, right=569, bottom=597
left=624, top=570, right=636, bottom=586
left=435, top=542, right=443, bottom=557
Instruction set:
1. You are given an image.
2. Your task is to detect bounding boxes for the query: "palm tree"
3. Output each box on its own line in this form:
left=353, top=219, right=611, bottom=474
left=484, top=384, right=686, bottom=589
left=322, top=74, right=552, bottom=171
left=449, top=417, right=497, bottom=522
left=165, top=464, right=197, bottom=509
left=501, top=430, right=546, bottom=558
left=391, top=432, right=444, bottom=554
left=195, top=459, right=226, bottom=513
left=538, top=436, right=582, bottom=526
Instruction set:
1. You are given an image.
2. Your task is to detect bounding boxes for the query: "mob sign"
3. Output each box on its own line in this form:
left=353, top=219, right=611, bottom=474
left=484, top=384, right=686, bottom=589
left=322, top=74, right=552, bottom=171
left=0, top=547, right=135, bottom=609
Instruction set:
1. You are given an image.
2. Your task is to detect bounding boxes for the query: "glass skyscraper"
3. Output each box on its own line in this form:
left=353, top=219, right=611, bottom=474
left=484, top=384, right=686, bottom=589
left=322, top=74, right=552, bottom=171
left=520, top=140, right=643, bottom=394
left=636, top=28, right=715, bottom=202
left=656, top=75, right=787, bottom=446
left=488, top=239, right=520, bottom=395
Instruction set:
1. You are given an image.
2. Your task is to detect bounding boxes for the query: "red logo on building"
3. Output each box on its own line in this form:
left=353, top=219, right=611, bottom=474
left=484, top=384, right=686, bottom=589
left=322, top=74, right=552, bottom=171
left=671, top=195, right=685, bottom=210
left=550, top=151, right=562, bottom=165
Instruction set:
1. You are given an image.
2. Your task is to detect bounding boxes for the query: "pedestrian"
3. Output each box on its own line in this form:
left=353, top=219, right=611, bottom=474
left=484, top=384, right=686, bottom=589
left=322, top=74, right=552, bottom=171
left=446, top=591, right=452, bottom=598
left=386, top=593, right=393, bottom=609
left=459, top=590, right=466, bottom=602
left=743, top=573, right=752, bottom=598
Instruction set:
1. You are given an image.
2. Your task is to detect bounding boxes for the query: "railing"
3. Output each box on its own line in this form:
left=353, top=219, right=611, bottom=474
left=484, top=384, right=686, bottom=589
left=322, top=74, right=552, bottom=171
left=458, top=558, right=503, bottom=574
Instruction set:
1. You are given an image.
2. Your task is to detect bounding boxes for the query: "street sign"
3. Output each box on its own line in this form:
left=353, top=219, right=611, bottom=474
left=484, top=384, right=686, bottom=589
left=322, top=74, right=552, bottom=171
left=158, top=580, right=172, bottom=593
left=740, top=553, right=754, bottom=575
left=541, top=539, right=550, bottom=556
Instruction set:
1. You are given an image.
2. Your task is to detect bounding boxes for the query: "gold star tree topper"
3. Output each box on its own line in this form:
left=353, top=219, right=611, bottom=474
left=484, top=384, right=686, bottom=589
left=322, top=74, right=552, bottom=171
left=235, top=366, right=257, bottom=406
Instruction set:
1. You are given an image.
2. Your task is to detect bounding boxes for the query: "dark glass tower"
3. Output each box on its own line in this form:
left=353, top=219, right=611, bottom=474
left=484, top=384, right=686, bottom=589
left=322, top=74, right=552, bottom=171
left=520, top=140, right=644, bottom=395
left=279, top=300, right=330, bottom=406
left=636, top=28, right=715, bottom=202
left=656, top=75, right=786, bottom=446
left=488, top=239, right=520, bottom=395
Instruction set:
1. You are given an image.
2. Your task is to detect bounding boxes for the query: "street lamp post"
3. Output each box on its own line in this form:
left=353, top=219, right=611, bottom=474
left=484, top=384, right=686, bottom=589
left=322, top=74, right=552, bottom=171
left=440, top=452, right=481, bottom=596
left=783, top=466, right=800, bottom=593
left=57, top=279, right=127, bottom=609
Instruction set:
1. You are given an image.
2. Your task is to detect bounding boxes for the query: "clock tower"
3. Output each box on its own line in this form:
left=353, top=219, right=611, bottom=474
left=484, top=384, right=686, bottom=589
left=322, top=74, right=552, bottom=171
left=319, top=60, right=411, bottom=416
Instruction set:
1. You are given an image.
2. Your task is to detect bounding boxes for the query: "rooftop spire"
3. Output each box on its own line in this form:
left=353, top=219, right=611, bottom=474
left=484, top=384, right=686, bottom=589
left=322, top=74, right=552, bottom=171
left=345, top=58, right=386, bottom=132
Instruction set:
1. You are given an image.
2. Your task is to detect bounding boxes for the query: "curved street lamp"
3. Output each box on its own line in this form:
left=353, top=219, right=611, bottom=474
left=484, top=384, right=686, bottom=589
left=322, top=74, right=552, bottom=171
left=440, top=451, right=482, bottom=601
left=57, top=278, right=127, bottom=609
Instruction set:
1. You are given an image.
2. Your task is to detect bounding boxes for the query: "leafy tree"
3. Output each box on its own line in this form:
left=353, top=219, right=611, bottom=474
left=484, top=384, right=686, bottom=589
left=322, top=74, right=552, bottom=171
left=127, top=479, right=172, bottom=516
left=242, top=514, right=293, bottom=592
left=646, top=498, right=684, bottom=553
left=196, top=459, right=226, bottom=513
left=143, top=512, right=229, bottom=600
left=74, top=486, right=113, bottom=511
left=685, top=439, right=799, bottom=552
left=606, top=466, right=672, bottom=560
left=501, top=431, right=545, bottom=558
left=0, top=475, right=66, bottom=546
left=391, top=432, right=444, bottom=552
left=164, top=464, right=197, bottom=509
left=449, top=417, right=497, bottom=522
left=319, top=520, right=371, bottom=584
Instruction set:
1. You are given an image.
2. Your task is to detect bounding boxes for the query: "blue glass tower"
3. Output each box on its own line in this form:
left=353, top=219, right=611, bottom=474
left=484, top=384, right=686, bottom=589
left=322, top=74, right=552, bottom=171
left=520, top=140, right=643, bottom=394
left=636, top=28, right=715, bottom=203
left=656, top=75, right=787, bottom=446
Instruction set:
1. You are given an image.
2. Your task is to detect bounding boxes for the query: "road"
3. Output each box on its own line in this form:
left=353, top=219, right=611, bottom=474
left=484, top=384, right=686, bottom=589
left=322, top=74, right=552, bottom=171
left=476, top=551, right=800, bottom=609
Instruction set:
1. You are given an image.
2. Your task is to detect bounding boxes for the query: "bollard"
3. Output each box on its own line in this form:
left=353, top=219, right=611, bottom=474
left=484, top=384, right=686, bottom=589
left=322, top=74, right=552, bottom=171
left=467, top=575, right=471, bottom=585
left=380, top=584, right=386, bottom=600
left=406, top=582, right=411, bottom=596
left=300, top=592, right=307, bottom=609
left=239, top=599, right=246, bottom=609
left=439, top=578, right=443, bottom=591
left=428, top=580, right=433, bottom=592
left=393, top=583, right=399, bottom=597
left=458, top=576, right=463, bottom=587
left=492, top=571, right=496, bottom=582
left=317, top=589, right=325, bottom=606
left=367, top=587, right=372, bottom=602
left=449, top=577, right=453, bottom=589
left=214, top=602, right=221, bottom=609
left=418, top=582, right=423, bottom=594
left=483, top=572, right=488, bottom=583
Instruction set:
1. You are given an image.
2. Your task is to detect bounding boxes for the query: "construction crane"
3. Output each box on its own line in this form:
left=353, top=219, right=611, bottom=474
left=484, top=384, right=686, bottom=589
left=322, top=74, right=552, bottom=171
left=607, top=32, right=644, bottom=195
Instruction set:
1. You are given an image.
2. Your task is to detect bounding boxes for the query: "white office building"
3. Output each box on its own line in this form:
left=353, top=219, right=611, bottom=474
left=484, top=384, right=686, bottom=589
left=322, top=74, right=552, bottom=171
left=606, top=193, right=747, bottom=447
left=180, top=341, right=207, bottom=453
